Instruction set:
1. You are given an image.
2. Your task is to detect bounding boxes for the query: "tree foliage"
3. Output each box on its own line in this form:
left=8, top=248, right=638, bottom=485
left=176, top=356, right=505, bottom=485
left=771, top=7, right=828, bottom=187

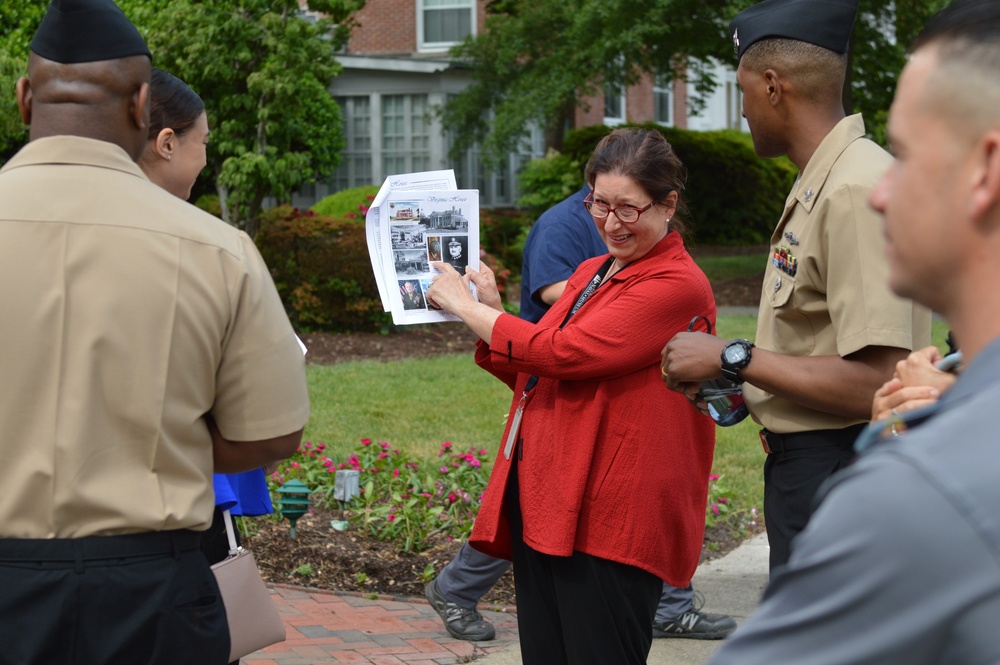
left=851, top=0, right=950, bottom=145
left=123, top=0, right=364, bottom=237
left=0, top=2, right=45, bottom=161
left=0, top=0, right=364, bottom=238
left=442, top=0, right=951, bottom=163
left=442, top=0, right=736, bottom=164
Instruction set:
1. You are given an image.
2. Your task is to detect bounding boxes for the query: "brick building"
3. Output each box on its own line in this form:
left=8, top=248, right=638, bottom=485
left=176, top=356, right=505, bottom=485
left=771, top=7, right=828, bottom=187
left=294, top=0, right=747, bottom=208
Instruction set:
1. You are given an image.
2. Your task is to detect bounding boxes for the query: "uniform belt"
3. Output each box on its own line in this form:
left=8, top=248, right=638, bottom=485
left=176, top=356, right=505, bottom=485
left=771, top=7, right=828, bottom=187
left=0, top=529, right=202, bottom=563
left=759, top=423, right=866, bottom=455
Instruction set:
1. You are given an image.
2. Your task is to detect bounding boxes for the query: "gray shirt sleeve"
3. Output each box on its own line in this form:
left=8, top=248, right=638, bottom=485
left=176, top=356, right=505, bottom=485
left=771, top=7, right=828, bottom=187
left=708, top=454, right=1000, bottom=665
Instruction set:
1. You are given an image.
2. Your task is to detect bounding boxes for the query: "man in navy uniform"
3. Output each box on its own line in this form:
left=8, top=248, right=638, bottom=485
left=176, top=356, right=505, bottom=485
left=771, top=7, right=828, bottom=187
left=708, top=1, right=1000, bottom=662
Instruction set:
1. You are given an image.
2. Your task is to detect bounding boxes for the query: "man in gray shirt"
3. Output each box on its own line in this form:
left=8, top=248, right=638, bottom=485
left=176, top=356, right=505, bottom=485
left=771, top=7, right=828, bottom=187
left=709, top=1, right=1000, bottom=662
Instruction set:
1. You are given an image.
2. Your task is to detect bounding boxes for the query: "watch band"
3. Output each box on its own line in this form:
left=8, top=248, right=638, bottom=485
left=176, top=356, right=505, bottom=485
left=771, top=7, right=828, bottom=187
left=721, top=339, right=754, bottom=384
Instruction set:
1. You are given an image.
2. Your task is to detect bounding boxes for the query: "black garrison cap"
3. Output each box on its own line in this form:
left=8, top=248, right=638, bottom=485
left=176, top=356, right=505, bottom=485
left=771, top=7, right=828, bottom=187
left=730, top=0, right=859, bottom=60
left=30, top=0, right=151, bottom=64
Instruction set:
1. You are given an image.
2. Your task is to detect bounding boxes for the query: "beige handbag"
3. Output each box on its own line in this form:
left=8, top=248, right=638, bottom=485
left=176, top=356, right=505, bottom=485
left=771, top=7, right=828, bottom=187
left=211, top=509, right=286, bottom=662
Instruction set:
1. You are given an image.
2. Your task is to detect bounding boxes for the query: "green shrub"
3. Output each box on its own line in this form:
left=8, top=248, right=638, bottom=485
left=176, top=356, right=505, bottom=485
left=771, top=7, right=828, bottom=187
left=311, top=184, right=380, bottom=221
left=517, top=149, right=585, bottom=216
left=194, top=193, right=222, bottom=218
left=561, top=123, right=796, bottom=246
left=480, top=207, right=532, bottom=279
left=254, top=205, right=390, bottom=332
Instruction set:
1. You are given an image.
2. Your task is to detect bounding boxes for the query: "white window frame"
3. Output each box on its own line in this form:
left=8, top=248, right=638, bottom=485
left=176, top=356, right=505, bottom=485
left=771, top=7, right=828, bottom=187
left=603, top=83, right=626, bottom=126
left=726, top=79, right=743, bottom=130
left=417, top=0, right=476, bottom=53
left=654, top=78, right=674, bottom=127
left=381, top=94, right=432, bottom=176
left=330, top=95, right=374, bottom=191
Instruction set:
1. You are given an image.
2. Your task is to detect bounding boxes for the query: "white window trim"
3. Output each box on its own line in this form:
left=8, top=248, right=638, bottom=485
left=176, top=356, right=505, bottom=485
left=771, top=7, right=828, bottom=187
left=603, top=85, right=627, bottom=127
left=417, top=0, right=477, bottom=53
left=654, top=78, right=674, bottom=127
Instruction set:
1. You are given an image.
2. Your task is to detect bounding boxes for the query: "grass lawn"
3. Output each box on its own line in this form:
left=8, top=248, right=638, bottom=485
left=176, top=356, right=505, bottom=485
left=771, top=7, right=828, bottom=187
left=304, top=315, right=951, bottom=528
left=693, top=252, right=768, bottom=283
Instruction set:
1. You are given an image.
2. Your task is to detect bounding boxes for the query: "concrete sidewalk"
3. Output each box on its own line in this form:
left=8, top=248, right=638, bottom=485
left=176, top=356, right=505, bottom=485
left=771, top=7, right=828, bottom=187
left=472, top=532, right=769, bottom=665
left=242, top=532, right=768, bottom=664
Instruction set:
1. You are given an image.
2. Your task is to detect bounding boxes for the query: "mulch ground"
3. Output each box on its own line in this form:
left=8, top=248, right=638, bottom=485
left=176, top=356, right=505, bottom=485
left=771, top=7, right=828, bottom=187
left=249, top=261, right=766, bottom=605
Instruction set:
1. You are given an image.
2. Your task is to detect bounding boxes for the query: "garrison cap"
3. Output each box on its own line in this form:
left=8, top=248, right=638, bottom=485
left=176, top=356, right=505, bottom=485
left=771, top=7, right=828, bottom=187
left=30, top=0, right=151, bottom=64
left=730, top=0, right=858, bottom=60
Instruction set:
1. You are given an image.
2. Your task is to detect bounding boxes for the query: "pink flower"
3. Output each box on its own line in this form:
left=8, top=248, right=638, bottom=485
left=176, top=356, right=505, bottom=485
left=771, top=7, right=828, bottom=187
left=712, top=504, right=720, bottom=516
left=439, top=466, right=449, bottom=474
left=709, top=474, right=720, bottom=481
left=388, top=514, right=396, bottom=522
left=361, top=438, right=372, bottom=446
left=290, top=461, right=300, bottom=469
left=448, top=492, right=458, bottom=503
left=378, top=452, right=389, bottom=459
left=392, top=469, right=401, bottom=478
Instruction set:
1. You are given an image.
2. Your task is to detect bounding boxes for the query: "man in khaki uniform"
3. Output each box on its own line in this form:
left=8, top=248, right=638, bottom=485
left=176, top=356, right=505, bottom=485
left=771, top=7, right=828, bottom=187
left=0, top=1, right=309, bottom=663
left=661, top=0, right=931, bottom=572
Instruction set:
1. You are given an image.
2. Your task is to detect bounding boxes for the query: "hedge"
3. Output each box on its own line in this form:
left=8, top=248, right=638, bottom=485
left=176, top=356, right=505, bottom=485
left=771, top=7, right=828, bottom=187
left=560, top=123, right=796, bottom=246
left=255, top=206, right=389, bottom=333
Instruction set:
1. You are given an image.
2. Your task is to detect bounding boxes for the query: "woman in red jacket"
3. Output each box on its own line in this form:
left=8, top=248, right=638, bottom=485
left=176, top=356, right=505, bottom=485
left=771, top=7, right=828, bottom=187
left=427, top=128, right=716, bottom=665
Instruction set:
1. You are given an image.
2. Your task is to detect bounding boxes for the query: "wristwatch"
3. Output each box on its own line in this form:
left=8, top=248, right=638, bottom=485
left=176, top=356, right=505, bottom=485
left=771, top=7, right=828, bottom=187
left=721, top=339, right=754, bottom=384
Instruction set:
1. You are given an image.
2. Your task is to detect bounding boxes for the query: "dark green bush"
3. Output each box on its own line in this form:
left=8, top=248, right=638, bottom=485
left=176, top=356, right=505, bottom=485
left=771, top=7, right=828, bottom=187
left=194, top=193, right=222, bottom=218
left=480, top=207, right=533, bottom=277
left=561, top=123, right=796, bottom=246
left=517, top=149, right=585, bottom=216
left=255, top=206, right=390, bottom=333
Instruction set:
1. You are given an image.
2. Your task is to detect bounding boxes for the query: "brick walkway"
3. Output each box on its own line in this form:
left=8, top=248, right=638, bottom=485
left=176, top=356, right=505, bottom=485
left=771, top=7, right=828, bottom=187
left=242, top=585, right=519, bottom=665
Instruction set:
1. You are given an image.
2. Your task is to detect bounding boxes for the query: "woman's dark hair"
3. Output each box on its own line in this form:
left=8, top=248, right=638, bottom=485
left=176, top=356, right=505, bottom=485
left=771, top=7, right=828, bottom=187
left=584, top=128, right=689, bottom=235
left=146, top=67, right=205, bottom=140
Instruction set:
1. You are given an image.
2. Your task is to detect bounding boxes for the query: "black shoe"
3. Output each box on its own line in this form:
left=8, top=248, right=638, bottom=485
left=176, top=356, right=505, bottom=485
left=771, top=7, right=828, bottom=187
left=652, top=609, right=736, bottom=639
left=425, top=579, right=496, bottom=641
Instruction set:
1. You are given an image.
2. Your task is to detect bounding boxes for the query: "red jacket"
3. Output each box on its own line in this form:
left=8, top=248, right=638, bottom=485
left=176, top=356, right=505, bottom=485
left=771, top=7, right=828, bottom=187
left=469, top=231, right=717, bottom=586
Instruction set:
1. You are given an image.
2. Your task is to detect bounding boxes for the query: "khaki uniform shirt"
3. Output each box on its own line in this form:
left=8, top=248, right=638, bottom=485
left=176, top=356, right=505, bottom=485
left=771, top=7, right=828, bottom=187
left=0, top=136, right=310, bottom=538
left=744, top=115, right=932, bottom=434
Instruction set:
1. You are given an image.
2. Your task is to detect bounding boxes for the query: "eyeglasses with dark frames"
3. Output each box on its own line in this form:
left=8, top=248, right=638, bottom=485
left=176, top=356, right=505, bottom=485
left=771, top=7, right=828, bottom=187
left=583, top=193, right=655, bottom=224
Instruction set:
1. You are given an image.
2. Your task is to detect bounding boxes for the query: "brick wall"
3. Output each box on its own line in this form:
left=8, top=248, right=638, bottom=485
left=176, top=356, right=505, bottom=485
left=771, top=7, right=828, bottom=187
left=347, top=0, right=490, bottom=56
left=348, top=0, right=417, bottom=55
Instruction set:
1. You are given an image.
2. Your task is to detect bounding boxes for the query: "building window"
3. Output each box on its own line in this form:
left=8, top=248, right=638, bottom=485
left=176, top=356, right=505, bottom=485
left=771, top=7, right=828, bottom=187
left=654, top=78, right=674, bottom=126
left=447, top=107, right=545, bottom=207
left=419, top=0, right=474, bottom=51
left=726, top=80, right=743, bottom=129
left=382, top=94, right=431, bottom=176
left=603, top=83, right=626, bottom=126
left=330, top=96, right=373, bottom=191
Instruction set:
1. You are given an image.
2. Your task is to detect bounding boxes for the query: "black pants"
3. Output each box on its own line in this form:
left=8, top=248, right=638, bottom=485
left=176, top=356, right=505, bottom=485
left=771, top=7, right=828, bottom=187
left=506, top=457, right=661, bottom=665
left=763, top=424, right=865, bottom=572
left=0, top=530, right=230, bottom=665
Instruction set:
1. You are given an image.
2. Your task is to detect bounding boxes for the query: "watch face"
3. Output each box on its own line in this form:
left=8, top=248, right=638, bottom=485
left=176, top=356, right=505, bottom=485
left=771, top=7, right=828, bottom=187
left=724, top=343, right=748, bottom=364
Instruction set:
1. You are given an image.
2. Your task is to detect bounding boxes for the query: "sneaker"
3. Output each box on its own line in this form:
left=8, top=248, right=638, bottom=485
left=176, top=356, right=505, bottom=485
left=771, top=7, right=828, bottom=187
left=652, top=591, right=737, bottom=640
left=425, top=579, right=496, bottom=641
left=652, top=609, right=737, bottom=639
